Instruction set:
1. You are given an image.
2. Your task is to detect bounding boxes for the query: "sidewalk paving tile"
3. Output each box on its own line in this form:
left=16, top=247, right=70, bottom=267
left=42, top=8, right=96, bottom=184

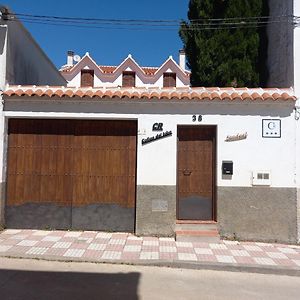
left=254, top=257, right=276, bottom=265
left=42, top=236, right=62, bottom=242
left=210, top=244, right=227, bottom=250
left=121, top=252, right=140, bottom=260
left=266, top=252, right=288, bottom=259
left=159, top=246, right=177, bottom=253
left=178, top=253, right=197, bottom=261
left=17, top=240, right=38, bottom=247
left=26, top=247, right=48, bottom=255
left=160, top=252, right=178, bottom=260
left=230, top=250, right=250, bottom=257
left=0, top=245, right=12, bottom=252
left=64, top=249, right=85, bottom=258
left=102, top=251, right=121, bottom=260
left=83, top=249, right=104, bottom=259
left=194, top=248, right=214, bottom=255
left=243, top=245, right=263, bottom=252
left=88, top=243, right=106, bottom=251
left=216, top=255, right=237, bottom=264
left=52, top=242, right=72, bottom=249
left=143, top=240, right=159, bottom=246
left=196, top=254, right=218, bottom=262
left=177, top=247, right=195, bottom=254
left=108, top=239, right=126, bottom=245
left=0, top=229, right=300, bottom=271
left=278, top=247, right=298, bottom=254
left=105, top=244, right=124, bottom=251
left=292, top=259, right=300, bottom=266
left=123, top=245, right=141, bottom=252
left=140, top=252, right=159, bottom=260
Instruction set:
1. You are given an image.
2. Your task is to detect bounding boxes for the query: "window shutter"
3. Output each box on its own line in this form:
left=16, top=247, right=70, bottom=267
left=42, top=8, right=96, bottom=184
left=163, top=73, right=176, bottom=87
left=122, top=72, right=136, bottom=87
left=81, top=70, right=94, bottom=87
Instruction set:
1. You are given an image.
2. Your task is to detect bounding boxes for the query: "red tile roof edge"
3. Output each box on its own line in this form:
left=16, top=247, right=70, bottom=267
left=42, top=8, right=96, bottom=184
left=2, top=86, right=296, bottom=102
left=60, top=65, right=191, bottom=77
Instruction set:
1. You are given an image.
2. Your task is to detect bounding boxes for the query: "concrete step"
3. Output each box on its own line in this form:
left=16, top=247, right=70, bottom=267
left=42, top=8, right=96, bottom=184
left=175, top=222, right=220, bottom=243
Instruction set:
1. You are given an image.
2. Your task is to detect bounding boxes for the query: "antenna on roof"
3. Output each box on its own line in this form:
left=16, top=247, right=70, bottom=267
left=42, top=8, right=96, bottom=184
left=73, top=55, right=81, bottom=62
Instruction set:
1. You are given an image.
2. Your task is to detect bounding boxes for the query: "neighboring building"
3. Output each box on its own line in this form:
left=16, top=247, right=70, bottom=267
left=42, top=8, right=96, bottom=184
left=59, top=50, right=190, bottom=88
left=0, top=6, right=66, bottom=89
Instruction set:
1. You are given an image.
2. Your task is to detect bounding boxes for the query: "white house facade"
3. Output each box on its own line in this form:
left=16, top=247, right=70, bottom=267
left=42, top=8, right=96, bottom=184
left=1, top=85, right=298, bottom=244
left=0, top=2, right=300, bottom=244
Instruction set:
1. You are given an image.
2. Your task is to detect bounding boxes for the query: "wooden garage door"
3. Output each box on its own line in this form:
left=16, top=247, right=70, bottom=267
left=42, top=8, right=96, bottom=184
left=6, top=119, right=137, bottom=231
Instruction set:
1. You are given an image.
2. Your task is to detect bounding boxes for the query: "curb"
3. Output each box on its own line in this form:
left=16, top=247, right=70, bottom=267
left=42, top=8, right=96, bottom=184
left=1, top=253, right=300, bottom=277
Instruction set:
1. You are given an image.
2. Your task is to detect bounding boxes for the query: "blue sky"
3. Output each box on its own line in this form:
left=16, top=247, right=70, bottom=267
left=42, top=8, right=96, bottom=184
left=3, top=0, right=190, bottom=68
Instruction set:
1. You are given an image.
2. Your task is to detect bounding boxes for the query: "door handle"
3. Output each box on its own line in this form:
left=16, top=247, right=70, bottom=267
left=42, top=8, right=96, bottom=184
left=183, top=170, right=192, bottom=176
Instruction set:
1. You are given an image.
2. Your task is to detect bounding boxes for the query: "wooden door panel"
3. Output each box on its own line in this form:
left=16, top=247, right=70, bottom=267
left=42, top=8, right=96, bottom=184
left=72, top=120, right=136, bottom=208
left=177, top=126, right=215, bottom=220
left=6, top=119, right=137, bottom=230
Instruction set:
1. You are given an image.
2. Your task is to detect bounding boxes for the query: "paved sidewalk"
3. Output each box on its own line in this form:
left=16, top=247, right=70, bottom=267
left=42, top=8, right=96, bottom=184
left=0, top=229, right=300, bottom=274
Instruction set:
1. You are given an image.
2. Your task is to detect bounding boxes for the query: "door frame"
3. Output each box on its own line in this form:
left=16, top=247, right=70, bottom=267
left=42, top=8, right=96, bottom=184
left=176, top=125, right=217, bottom=221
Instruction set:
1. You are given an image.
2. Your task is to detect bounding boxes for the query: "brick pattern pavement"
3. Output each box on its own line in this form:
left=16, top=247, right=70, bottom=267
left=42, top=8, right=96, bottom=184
left=0, top=229, right=300, bottom=268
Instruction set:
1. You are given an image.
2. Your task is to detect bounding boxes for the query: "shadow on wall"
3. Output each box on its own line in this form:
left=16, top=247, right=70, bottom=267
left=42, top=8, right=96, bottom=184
left=0, top=26, right=6, bottom=55
left=4, top=101, right=295, bottom=118
left=0, top=269, right=140, bottom=300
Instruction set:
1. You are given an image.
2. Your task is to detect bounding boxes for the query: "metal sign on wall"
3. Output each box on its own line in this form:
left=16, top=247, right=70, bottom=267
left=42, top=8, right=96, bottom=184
left=262, top=119, right=281, bottom=138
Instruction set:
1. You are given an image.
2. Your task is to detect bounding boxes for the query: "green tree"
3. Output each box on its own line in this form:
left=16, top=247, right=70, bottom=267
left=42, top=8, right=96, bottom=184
left=180, top=0, right=266, bottom=87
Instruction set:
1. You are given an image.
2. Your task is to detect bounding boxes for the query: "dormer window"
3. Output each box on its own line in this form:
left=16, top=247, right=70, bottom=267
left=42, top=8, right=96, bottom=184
left=122, top=71, right=135, bottom=87
left=163, top=72, right=176, bottom=87
left=81, top=69, right=94, bottom=87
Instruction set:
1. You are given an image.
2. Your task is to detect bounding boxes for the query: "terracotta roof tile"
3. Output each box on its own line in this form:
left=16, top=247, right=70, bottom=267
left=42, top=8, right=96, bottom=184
left=2, top=86, right=296, bottom=102
left=142, top=67, right=159, bottom=75
left=251, top=92, right=262, bottom=100
left=241, top=92, right=251, bottom=101
left=61, top=64, right=190, bottom=77
left=271, top=92, right=281, bottom=101
left=99, top=66, right=117, bottom=74
left=210, top=92, right=220, bottom=100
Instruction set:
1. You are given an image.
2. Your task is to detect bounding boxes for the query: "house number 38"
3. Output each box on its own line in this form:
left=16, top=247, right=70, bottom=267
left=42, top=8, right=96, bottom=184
left=192, top=115, right=202, bottom=122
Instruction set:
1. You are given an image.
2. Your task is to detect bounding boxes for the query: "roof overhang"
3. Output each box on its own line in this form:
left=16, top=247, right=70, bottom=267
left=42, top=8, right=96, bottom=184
left=2, top=85, right=297, bottom=102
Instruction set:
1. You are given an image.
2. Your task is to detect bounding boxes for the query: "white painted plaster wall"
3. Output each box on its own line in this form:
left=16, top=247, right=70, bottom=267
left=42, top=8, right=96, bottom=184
left=294, top=0, right=300, bottom=186
left=3, top=99, right=296, bottom=188
left=293, top=0, right=300, bottom=242
left=0, top=18, right=65, bottom=86
left=68, top=71, right=187, bottom=88
left=67, top=72, right=81, bottom=87
left=0, top=25, right=7, bottom=90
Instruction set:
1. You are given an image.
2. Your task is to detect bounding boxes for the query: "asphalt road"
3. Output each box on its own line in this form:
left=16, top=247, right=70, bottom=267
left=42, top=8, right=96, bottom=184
left=0, top=257, right=299, bottom=300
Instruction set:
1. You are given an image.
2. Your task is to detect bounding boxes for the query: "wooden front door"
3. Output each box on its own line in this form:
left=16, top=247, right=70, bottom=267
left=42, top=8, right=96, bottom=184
left=177, top=126, right=216, bottom=220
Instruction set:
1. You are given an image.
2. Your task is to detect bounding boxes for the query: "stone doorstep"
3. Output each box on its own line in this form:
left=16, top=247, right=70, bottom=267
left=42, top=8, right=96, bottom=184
left=175, top=222, right=220, bottom=243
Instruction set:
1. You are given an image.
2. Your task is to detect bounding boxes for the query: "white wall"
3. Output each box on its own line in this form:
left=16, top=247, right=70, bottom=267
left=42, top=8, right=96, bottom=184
left=294, top=0, right=300, bottom=189
left=68, top=72, right=187, bottom=88
left=0, top=17, right=66, bottom=86
left=0, top=25, right=7, bottom=90
left=3, top=99, right=296, bottom=188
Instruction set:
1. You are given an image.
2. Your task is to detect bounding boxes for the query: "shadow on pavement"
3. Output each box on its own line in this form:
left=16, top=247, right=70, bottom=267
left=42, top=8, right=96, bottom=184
left=0, top=268, right=140, bottom=300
